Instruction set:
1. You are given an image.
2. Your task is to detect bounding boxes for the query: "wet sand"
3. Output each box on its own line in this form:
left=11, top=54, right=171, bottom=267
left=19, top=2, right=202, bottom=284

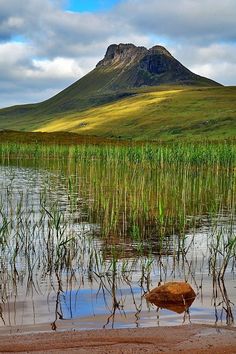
left=0, top=324, right=235, bottom=353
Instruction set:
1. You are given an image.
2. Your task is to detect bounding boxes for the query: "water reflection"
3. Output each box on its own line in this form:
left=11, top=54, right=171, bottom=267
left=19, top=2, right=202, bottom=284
left=0, top=160, right=235, bottom=331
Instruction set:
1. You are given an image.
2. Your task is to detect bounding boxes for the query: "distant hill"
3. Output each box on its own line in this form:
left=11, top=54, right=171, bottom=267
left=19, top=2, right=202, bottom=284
left=1, top=43, right=235, bottom=141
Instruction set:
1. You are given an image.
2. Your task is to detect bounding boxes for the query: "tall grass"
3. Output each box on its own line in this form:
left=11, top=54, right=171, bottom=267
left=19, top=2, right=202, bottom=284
left=0, top=140, right=235, bottom=328
left=0, top=141, right=235, bottom=166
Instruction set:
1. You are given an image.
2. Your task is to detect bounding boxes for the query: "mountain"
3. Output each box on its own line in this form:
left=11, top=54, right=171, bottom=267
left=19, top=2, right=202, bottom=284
left=95, top=43, right=220, bottom=89
left=1, top=43, right=235, bottom=141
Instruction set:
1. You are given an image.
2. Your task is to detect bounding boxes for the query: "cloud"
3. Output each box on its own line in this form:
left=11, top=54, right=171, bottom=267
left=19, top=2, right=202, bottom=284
left=28, top=58, right=84, bottom=79
left=0, top=0, right=235, bottom=107
left=0, top=41, right=88, bottom=107
left=171, top=43, right=236, bottom=85
left=117, top=0, right=236, bottom=44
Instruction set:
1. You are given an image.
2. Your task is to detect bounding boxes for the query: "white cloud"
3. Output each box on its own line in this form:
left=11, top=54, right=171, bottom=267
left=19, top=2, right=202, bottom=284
left=191, top=62, right=236, bottom=86
left=0, top=42, right=30, bottom=64
left=0, top=42, right=88, bottom=107
left=0, top=0, right=235, bottom=107
left=29, top=58, right=84, bottom=79
left=171, top=43, right=236, bottom=85
left=117, top=0, right=236, bottom=43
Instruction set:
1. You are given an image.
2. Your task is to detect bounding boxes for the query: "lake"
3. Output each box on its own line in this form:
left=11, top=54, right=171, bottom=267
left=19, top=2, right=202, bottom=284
left=0, top=146, right=235, bottom=332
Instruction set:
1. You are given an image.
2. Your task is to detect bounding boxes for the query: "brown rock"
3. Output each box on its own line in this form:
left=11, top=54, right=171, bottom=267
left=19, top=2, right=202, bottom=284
left=145, top=282, right=196, bottom=314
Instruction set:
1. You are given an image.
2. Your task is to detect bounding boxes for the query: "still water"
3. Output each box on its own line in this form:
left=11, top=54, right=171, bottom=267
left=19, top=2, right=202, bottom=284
left=0, top=159, right=235, bottom=333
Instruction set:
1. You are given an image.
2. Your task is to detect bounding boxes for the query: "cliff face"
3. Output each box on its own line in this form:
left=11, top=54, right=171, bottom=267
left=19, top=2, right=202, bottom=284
left=95, top=43, right=221, bottom=89
left=96, top=43, right=147, bottom=68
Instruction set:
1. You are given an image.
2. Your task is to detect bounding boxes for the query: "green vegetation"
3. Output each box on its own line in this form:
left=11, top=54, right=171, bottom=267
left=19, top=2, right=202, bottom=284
left=1, top=139, right=236, bottom=166
left=0, top=42, right=235, bottom=328
left=0, top=140, right=235, bottom=327
left=0, top=44, right=234, bottom=141
left=1, top=141, right=235, bottom=244
left=0, top=86, right=235, bottom=140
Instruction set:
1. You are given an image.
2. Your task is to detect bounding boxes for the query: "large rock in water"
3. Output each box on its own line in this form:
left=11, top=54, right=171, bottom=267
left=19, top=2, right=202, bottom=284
left=145, top=282, right=196, bottom=314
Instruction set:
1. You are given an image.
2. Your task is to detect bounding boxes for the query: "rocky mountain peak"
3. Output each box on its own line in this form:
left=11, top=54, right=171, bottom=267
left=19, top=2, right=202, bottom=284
left=149, top=45, right=172, bottom=57
left=96, top=43, right=147, bottom=68
left=95, top=42, right=220, bottom=88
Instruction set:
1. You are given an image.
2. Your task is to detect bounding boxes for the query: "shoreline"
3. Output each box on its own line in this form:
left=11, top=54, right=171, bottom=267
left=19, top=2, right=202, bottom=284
left=0, top=324, right=236, bottom=353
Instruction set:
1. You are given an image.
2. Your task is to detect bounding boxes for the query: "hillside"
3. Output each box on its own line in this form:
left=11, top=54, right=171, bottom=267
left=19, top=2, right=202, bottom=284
left=0, top=85, right=235, bottom=140
left=1, top=43, right=235, bottom=141
left=32, top=86, right=236, bottom=140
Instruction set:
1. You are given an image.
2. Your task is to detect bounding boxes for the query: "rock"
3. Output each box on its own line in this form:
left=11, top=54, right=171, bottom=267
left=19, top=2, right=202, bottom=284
left=96, top=43, right=147, bottom=68
left=96, top=43, right=221, bottom=87
left=145, top=282, right=196, bottom=314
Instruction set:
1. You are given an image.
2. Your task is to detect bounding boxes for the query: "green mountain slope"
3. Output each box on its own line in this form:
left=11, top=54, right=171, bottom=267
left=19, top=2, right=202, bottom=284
left=1, top=86, right=235, bottom=141
left=1, top=43, right=234, bottom=141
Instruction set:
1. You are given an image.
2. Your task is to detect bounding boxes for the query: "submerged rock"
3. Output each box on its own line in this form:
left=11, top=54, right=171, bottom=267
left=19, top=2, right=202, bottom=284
left=145, top=282, right=196, bottom=314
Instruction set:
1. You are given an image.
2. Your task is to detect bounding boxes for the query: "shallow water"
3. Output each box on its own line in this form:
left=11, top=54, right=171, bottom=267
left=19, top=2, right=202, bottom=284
left=0, top=160, right=235, bottom=332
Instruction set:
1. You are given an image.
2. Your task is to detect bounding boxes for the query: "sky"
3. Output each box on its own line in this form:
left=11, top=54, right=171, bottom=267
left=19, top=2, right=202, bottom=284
left=0, top=0, right=235, bottom=108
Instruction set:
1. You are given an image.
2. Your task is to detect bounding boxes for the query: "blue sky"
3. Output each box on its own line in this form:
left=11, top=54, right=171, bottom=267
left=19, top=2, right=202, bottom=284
left=0, top=0, right=235, bottom=107
left=67, top=0, right=119, bottom=12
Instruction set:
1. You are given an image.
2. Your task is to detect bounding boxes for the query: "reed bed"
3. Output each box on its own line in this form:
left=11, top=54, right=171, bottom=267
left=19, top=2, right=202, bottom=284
left=0, top=140, right=235, bottom=328
left=0, top=141, right=235, bottom=166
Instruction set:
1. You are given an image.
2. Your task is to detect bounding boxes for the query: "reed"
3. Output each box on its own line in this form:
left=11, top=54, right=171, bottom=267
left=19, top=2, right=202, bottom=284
left=0, top=139, right=235, bottom=328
